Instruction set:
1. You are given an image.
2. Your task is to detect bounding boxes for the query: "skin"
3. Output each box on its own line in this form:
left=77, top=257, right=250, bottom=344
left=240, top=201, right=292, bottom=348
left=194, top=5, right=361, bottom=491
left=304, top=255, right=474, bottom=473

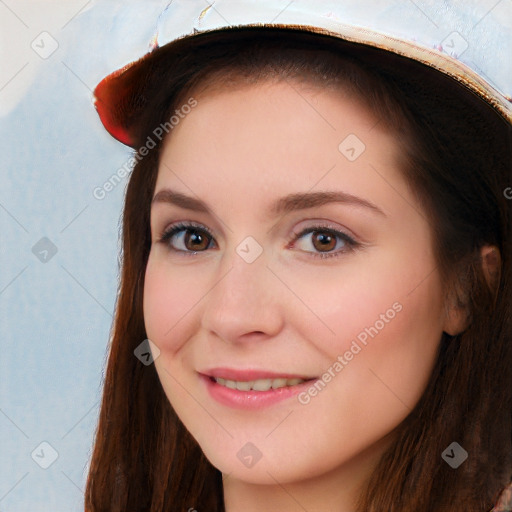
left=143, top=79, right=471, bottom=512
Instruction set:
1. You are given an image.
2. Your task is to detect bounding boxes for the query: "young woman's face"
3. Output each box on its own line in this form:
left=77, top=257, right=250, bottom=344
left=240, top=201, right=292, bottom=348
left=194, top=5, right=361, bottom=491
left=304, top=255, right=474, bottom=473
left=144, top=79, right=456, bottom=488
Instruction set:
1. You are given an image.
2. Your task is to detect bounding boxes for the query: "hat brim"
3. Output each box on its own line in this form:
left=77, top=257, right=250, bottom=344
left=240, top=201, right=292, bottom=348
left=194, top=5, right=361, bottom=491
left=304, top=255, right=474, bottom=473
left=93, top=22, right=512, bottom=148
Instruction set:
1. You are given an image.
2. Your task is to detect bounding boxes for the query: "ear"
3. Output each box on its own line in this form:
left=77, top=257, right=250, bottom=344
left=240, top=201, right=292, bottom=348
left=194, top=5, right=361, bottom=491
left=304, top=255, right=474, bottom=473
left=442, top=244, right=501, bottom=336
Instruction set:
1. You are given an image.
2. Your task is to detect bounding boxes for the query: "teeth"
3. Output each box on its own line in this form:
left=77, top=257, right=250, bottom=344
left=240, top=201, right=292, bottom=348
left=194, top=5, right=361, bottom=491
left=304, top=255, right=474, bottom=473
left=252, top=379, right=272, bottom=391
left=236, top=380, right=253, bottom=391
left=271, top=378, right=287, bottom=389
left=214, top=377, right=306, bottom=391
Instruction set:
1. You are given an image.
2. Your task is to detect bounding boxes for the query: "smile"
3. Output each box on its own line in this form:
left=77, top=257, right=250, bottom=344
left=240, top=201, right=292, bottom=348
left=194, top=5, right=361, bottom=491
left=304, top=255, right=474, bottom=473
left=200, top=372, right=317, bottom=410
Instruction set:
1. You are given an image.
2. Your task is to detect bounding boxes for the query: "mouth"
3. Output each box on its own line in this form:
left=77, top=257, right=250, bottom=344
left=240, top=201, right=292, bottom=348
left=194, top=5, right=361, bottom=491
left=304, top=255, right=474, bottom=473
left=199, top=368, right=318, bottom=409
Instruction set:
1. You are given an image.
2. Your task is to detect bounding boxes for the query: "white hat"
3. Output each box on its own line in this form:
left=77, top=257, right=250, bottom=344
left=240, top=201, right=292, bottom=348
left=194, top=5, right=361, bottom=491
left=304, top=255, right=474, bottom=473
left=93, top=0, right=512, bottom=147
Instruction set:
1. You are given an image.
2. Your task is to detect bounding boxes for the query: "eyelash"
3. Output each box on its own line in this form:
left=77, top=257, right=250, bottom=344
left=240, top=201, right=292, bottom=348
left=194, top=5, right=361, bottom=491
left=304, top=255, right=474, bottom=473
left=158, top=221, right=359, bottom=259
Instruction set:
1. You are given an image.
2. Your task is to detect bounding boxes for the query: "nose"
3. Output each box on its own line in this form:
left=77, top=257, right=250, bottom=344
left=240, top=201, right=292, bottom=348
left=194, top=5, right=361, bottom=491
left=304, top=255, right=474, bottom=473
left=200, top=244, right=284, bottom=344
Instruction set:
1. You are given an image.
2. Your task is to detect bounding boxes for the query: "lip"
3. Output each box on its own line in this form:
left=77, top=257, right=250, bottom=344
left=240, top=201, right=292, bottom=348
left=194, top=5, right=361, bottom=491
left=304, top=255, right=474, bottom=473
left=198, top=368, right=318, bottom=410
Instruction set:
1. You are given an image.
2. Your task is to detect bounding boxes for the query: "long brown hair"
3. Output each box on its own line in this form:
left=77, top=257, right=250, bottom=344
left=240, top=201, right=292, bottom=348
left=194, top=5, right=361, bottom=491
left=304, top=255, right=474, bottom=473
left=85, top=28, right=512, bottom=512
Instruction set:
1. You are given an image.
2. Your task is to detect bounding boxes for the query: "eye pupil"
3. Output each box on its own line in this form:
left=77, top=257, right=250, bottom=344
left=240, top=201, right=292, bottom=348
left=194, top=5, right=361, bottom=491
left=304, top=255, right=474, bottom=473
left=185, top=230, right=209, bottom=251
left=313, top=232, right=336, bottom=251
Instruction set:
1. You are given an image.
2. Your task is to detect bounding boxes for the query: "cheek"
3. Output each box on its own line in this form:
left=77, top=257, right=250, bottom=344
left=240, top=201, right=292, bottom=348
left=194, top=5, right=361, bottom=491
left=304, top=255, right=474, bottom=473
left=280, top=246, right=444, bottom=351
left=143, top=253, right=197, bottom=350
left=291, top=246, right=445, bottom=402
left=143, top=254, right=198, bottom=409
left=362, top=278, right=444, bottom=406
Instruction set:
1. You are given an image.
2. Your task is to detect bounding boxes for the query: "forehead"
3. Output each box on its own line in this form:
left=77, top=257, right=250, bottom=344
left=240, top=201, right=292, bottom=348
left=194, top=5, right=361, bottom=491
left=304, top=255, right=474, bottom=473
left=154, top=80, right=404, bottom=217
left=159, top=79, right=389, bottom=169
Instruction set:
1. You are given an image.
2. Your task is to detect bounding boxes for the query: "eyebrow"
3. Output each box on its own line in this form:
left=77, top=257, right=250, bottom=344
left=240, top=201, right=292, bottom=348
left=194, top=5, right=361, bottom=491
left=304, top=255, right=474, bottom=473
left=151, top=189, right=386, bottom=217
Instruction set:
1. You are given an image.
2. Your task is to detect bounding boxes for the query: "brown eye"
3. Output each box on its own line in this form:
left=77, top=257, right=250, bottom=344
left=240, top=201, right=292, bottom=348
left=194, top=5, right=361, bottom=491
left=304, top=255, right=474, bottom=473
left=182, top=230, right=210, bottom=251
left=159, top=222, right=215, bottom=254
left=290, top=225, right=358, bottom=259
left=311, top=231, right=337, bottom=252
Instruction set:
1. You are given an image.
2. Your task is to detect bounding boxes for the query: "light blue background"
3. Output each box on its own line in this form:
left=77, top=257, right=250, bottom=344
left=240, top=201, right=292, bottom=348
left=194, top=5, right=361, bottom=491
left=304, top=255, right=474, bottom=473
left=0, top=1, right=169, bottom=510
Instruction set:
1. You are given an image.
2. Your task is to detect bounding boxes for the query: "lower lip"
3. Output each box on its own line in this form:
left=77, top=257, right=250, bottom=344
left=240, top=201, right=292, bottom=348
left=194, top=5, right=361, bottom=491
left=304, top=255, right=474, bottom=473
left=200, top=374, right=316, bottom=410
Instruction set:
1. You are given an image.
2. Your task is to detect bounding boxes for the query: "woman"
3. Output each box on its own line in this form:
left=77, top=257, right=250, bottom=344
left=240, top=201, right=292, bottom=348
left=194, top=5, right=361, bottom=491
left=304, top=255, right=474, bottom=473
left=86, top=1, right=512, bottom=511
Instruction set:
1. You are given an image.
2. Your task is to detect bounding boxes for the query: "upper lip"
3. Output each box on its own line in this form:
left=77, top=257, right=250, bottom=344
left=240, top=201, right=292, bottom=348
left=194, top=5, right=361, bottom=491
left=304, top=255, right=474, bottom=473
left=200, top=367, right=317, bottom=381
